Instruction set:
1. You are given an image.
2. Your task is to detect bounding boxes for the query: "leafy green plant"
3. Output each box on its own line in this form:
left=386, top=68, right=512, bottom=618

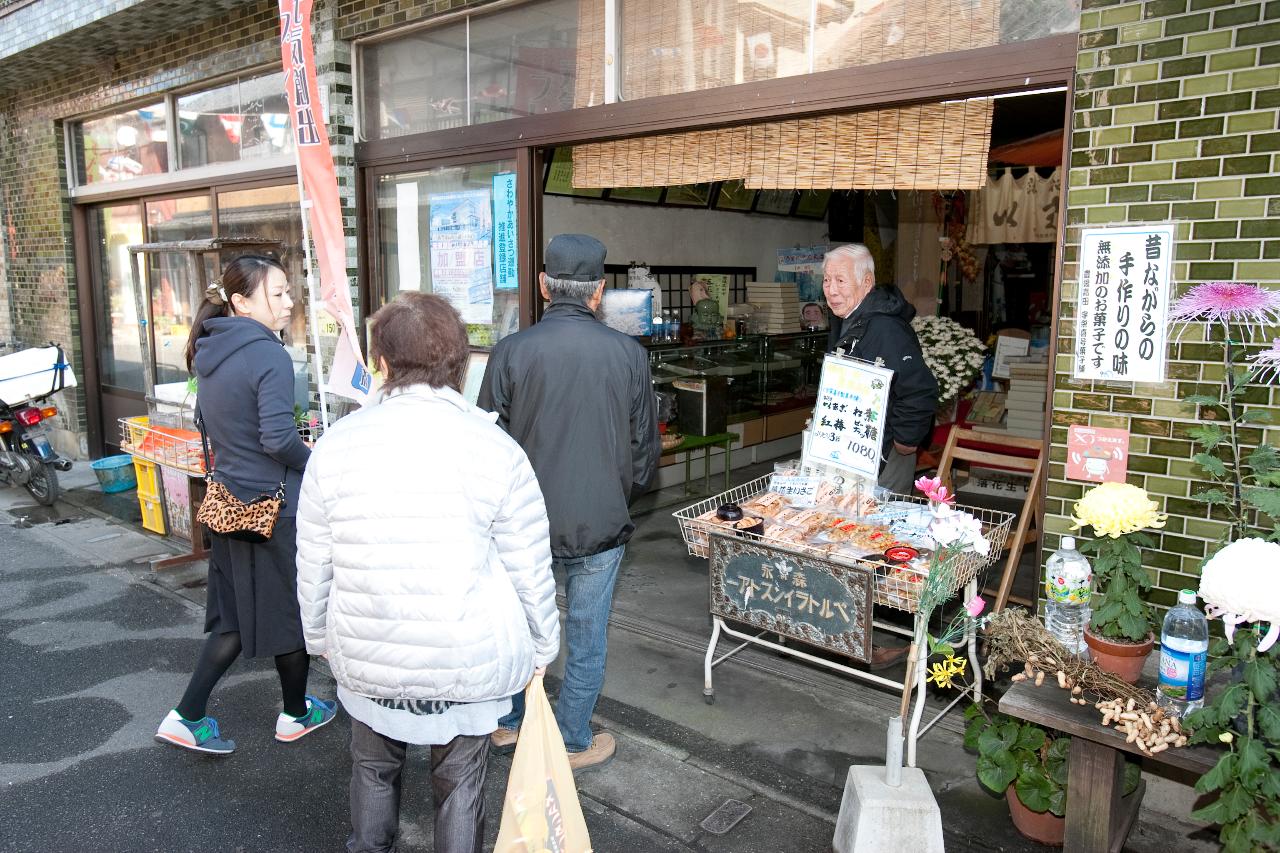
left=1184, top=628, right=1280, bottom=851
left=1079, top=531, right=1157, bottom=643
left=964, top=703, right=1140, bottom=817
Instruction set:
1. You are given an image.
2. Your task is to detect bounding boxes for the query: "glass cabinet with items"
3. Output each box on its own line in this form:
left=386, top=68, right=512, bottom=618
left=646, top=331, right=827, bottom=442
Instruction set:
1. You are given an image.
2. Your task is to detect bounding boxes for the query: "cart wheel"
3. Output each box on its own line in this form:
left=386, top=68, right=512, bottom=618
left=704, top=692, right=715, bottom=705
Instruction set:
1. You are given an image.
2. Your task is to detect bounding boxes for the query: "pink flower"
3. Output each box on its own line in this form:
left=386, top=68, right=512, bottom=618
left=1247, top=338, right=1280, bottom=386
left=914, top=475, right=956, bottom=506
left=965, top=595, right=986, bottom=618
left=1169, top=282, right=1280, bottom=338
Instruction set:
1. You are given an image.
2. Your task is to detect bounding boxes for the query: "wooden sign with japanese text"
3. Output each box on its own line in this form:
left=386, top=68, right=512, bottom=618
left=1066, top=425, right=1131, bottom=484
left=805, top=354, right=893, bottom=479
left=1073, top=224, right=1173, bottom=383
left=709, top=532, right=872, bottom=662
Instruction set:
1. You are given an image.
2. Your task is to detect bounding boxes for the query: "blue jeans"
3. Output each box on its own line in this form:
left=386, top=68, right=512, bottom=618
left=499, top=543, right=625, bottom=752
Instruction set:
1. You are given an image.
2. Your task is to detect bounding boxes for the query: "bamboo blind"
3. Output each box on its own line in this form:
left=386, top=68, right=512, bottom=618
left=574, top=0, right=606, bottom=108
left=570, top=98, right=994, bottom=190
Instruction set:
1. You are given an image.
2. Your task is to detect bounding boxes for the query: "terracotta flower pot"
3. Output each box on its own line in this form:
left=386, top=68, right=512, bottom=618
left=1084, top=625, right=1155, bottom=684
left=1005, top=786, right=1065, bottom=847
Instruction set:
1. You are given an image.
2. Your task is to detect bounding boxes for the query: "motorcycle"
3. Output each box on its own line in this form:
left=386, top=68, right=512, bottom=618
left=0, top=343, right=74, bottom=506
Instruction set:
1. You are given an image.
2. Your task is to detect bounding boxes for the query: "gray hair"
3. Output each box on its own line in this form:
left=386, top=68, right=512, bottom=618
left=823, top=244, right=875, bottom=285
left=544, top=274, right=603, bottom=302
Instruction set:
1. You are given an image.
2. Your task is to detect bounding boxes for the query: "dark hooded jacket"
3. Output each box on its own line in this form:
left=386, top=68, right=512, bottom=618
left=477, top=299, right=660, bottom=559
left=194, top=316, right=310, bottom=517
left=827, top=284, right=938, bottom=452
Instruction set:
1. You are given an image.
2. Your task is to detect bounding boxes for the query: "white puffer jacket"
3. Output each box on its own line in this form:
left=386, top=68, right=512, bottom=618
left=295, top=384, right=560, bottom=702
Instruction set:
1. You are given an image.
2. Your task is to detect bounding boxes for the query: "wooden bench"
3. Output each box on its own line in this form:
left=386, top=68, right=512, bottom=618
left=1000, top=680, right=1220, bottom=852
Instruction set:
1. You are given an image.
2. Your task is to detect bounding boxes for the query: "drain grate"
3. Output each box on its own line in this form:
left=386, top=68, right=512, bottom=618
left=700, top=799, right=752, bottom=835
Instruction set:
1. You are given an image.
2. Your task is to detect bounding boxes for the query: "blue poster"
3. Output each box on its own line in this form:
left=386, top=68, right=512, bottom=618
left=428, top=189, right=493, bottom=324
left=493, top=172, right=518, bottom=290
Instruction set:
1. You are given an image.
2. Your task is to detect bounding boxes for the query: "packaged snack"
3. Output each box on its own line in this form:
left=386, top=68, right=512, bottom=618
left=741, top=492, right=786, bottom=518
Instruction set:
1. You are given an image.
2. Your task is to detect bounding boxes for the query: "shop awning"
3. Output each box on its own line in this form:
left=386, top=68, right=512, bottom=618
left=571, top=98, right=994, bottom=190
left=988, top=129, right=1064, bottom=167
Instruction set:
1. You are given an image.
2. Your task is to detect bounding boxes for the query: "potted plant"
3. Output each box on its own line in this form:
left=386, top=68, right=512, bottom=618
left=1069, top=482, right=1167, bottom=682
left=964, top=704, right=1140, bottom=846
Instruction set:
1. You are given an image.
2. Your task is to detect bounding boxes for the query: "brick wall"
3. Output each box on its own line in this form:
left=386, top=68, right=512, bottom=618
left=1049, top=0, right=1280, bottom=618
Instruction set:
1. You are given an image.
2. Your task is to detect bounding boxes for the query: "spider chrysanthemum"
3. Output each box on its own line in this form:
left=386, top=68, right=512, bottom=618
left=1169, top=281, right=1280, bottom=338
left=1247, top=338, right=1280, bottom=385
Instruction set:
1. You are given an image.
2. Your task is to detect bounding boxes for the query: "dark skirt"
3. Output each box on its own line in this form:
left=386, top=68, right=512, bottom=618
left=204, top=516, right=305, bottom=658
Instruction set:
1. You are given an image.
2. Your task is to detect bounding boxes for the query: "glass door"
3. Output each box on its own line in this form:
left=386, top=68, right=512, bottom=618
left=144, top=194, right=213, bottom=386
left=88, top=202, right=147, bottom=449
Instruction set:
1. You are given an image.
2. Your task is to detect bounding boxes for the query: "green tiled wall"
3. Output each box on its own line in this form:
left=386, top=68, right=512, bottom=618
left=1054, top=0, right=1280, bottom=615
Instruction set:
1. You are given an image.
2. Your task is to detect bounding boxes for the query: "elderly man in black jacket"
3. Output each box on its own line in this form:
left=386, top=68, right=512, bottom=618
left=824, top=243, right=938, bottom=494
left=478, top=233, right=660, bottom=772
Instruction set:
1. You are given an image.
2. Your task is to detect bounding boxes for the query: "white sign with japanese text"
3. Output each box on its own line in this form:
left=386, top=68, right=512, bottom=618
left=804, top=354, right=893, bottom=479
left=1073, top=224, right=1173, bottom=383
left=769, top=474, right=821, bottom=507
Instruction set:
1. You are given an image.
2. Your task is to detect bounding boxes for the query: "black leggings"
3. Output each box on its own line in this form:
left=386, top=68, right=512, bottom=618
left=176, top=630, right=310, bottom=721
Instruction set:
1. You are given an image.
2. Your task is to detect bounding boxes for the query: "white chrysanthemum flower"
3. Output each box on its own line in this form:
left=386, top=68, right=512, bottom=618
left=1199, top=538, right=1280, bottom=652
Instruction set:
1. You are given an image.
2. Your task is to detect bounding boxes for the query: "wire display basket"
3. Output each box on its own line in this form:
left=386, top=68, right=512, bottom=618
left=119, top=416, right=206, bottom=475
left=674, top=474, right=1015, bottom=613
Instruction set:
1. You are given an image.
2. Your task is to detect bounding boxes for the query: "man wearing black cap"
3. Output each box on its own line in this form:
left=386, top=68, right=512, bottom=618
left=479, top=233, right=660, bottom=772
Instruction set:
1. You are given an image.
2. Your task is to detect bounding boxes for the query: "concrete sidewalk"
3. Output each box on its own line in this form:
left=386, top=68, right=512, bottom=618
left=1, top=468, right=1217, bottom=852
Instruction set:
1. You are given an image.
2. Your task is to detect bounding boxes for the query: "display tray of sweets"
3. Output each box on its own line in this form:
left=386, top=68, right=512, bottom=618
left=674, top=472, right=1015, bottom=613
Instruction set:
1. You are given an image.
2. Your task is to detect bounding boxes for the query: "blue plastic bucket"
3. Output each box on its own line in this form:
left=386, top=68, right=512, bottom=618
left=90, top=454, right=137, bottom=493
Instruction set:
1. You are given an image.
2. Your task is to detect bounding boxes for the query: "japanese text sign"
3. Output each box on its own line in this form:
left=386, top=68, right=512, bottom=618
left=1066, top=425, right=1131, bottom=484
left=1074, top=225, right=1173, bottom=383
left=805, top=354, right=893, bottom=479
left=768, top=474, right=820, bottom=507
left=709, top=533, right=872, bottom=661
left=492, top=172, right=518, bottom=290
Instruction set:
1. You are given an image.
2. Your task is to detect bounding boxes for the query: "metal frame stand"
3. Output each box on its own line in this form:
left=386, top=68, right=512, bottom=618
left=703, top=578, right=983, bottom=767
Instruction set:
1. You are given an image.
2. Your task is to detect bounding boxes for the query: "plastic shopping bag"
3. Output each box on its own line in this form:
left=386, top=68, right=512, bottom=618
left=494, top=675, right=593, bottom=853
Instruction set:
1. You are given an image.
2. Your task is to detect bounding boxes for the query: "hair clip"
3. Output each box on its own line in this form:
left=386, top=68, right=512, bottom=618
left=205, top=279, right=229, bottom=305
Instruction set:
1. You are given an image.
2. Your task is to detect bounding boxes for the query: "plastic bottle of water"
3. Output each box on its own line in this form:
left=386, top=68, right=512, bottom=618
left=1044, top=536, right=1092, bottom=656
left=1157, top=590, right=1209, bottom=716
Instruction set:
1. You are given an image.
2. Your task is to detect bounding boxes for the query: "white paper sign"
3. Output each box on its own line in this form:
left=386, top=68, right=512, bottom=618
left=769, top=474, right=820, bottom=507
left=992, top=335, right=1031, bottom=380
left=1074, top=224, right=1173, bottom=383
left=804, top=354, right=893, bottom=479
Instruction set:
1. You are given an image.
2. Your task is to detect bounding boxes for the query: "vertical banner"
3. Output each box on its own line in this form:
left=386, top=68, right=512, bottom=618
left=804, top=354, right=894, bottom=480
left=278, top=0, right=372, bottom=407
left=1073, top=224, right=1173, bottom=383
left=492, top=172, right=518, bottom=290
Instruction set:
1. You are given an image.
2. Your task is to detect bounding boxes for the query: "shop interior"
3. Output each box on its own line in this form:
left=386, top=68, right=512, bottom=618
left=535, top=89, right=1067, bottom=676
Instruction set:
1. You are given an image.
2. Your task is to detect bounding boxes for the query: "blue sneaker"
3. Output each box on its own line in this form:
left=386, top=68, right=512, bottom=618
left=275, top=696, right=337, bottom=742
left=155, top=709, right=236, bottom=755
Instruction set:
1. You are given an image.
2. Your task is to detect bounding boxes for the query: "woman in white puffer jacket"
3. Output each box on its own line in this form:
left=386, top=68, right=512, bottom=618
left=296, top=292, right=560, bottom=853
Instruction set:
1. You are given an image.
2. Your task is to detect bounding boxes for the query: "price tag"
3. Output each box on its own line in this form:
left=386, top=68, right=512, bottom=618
left=769, top=474, right=820, bottom=507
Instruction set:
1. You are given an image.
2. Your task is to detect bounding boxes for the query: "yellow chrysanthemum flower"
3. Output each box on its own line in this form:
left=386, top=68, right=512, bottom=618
left=1070, top=482, right=1167, bottom=539
left=927, top=662, right=956, bottom=689
left=944, top=654, right=967, bottom=677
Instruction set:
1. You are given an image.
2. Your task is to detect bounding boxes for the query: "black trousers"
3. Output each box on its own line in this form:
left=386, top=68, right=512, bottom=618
left=346, top=718, right=489, bottom=853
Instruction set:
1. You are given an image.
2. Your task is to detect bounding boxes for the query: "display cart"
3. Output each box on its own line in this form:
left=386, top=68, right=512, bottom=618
left=124, top=237, right=284, bottom=571
left=675, top=476, right=1013, bottom=767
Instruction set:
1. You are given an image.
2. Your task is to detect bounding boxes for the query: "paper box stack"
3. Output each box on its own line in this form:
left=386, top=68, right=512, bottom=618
left=1002, top=357, right=1049, bottom=439
left=747, top=281, right=801, bottom=333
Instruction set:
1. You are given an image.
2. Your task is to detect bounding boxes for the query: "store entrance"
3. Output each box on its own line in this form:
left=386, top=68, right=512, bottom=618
left=535, top=88, right=1066, bottom=641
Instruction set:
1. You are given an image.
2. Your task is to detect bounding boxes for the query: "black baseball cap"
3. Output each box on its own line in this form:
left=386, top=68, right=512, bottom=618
left=545, top=233, right=607, bottom=282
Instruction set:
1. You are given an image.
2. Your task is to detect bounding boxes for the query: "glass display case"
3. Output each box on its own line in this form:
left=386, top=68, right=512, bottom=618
left=646, top=331, right=827, bottom=430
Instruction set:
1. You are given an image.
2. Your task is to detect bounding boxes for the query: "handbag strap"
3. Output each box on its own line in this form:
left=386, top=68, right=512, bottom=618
left=194, top=404, right=289, bottom=500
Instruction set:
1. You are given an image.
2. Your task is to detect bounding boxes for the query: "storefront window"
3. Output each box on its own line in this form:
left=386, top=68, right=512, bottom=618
left=618, top=0, right=1080, bottom=100
left=75, top=104, right=169, bottom=185
left=375, top=159, right=520, bottom=347
left=216, top=184, right=307, bottom=350
left=91, top=203, right=146, bottom=390
left=177, top=72, right=293, bottom=168
left=145, top=195, right=213, bottom=386
left=361, top=0, right=582, bottom=139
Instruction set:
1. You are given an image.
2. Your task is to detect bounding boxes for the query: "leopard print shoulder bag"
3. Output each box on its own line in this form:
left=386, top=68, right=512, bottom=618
left=194, top=413, right=285, bottom=544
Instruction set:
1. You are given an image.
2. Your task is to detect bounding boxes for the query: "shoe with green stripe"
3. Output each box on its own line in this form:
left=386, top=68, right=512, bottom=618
left=275, top=695, right=337, bottom=742
left=155, top=709, right=236, bottom=755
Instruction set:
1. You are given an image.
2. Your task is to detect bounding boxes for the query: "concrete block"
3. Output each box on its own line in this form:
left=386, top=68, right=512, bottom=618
left=833, top=766, right=944, bottom=853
